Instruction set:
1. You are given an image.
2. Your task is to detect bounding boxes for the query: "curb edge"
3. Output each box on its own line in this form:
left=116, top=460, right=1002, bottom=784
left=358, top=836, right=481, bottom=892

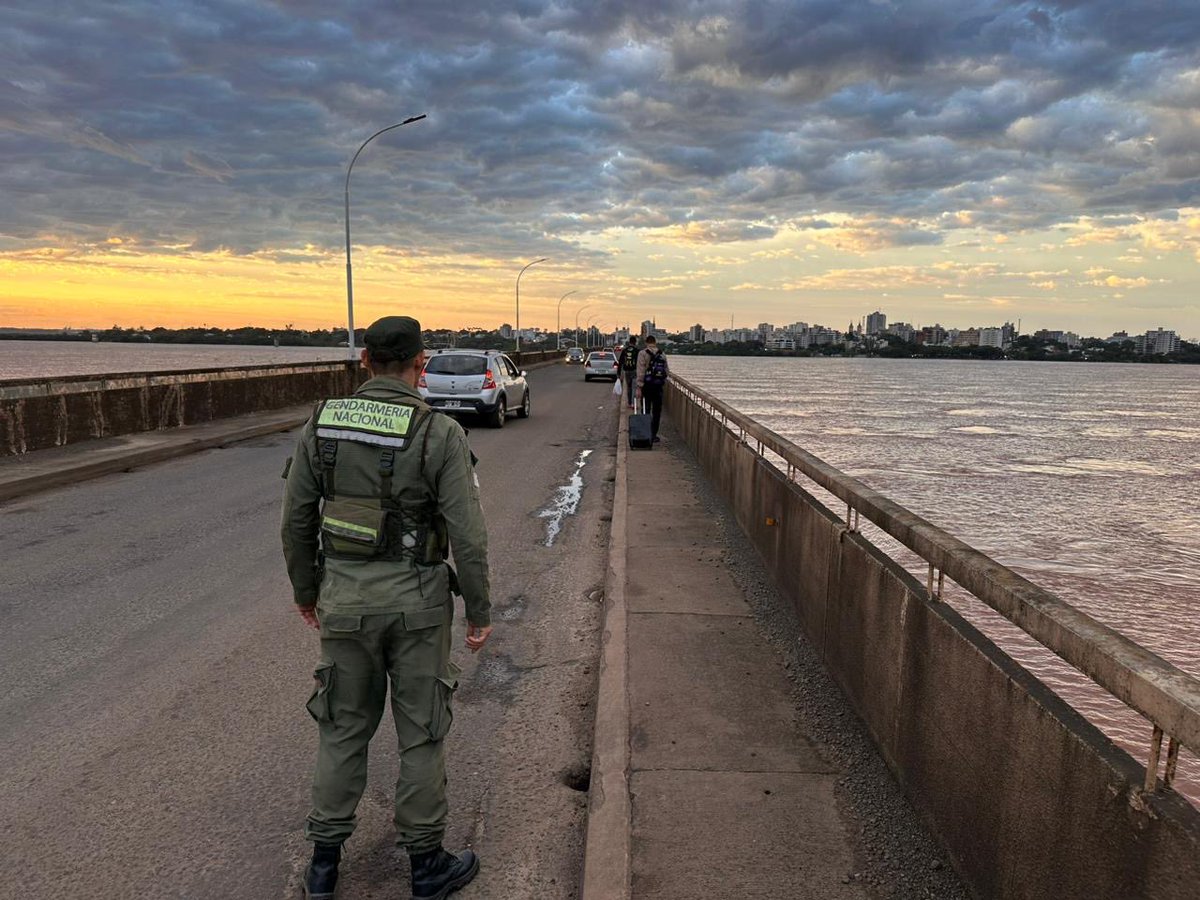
left=580, top=400, right=633, bottom=900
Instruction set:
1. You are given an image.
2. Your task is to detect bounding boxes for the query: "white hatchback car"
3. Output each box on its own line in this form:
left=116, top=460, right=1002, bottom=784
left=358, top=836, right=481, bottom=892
left=583, top=351, right=619, bottom=381
left=419, top=349, right=530, bottom=427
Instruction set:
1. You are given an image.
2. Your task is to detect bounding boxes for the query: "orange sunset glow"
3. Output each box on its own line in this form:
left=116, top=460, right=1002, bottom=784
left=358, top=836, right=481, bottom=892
left=4, top=3, right=1200, bottom=338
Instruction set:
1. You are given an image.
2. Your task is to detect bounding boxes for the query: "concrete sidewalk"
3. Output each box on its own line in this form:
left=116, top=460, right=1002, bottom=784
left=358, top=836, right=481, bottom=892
left=584, top=410, right=868, bottom=899
left=0, top=404, right=310, bottom=502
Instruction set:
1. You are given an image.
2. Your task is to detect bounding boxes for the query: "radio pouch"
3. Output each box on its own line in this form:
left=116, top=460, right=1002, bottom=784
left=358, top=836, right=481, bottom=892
left=321, top=499, right=388, bottom=559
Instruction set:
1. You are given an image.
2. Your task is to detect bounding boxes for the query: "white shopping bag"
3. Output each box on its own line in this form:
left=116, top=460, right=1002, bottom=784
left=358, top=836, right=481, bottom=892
left=612, top=378, right=623, bottom=396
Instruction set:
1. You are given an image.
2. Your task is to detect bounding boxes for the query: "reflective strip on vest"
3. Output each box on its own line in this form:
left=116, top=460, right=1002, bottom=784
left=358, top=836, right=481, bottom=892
left=315, top=427, right=409, bottom=448
left=322, top=515, right=379, bottom=541
left=315, top=398, right=417, bottom=446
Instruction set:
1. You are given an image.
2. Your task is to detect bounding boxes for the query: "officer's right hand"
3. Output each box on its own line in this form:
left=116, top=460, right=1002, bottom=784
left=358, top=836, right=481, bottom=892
left=297, top=604, right=320, bottom=630
left=466, top=623, right=493, bottom=653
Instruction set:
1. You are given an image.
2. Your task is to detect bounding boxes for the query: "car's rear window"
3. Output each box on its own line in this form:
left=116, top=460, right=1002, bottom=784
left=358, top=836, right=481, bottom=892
left=425, top=355, right=487, bottom=376
left=589, top=353, right=615, bottom=361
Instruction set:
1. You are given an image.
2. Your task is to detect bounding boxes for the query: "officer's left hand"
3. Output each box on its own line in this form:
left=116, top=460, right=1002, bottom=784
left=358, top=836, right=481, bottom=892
left=465, top=623, right=493, bottom=653
left=297, top=604, right=320, bottom=630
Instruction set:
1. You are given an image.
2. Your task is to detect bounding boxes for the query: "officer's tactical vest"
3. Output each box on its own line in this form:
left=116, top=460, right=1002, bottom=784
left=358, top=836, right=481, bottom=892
left=311, top=394, right=447, bottom=564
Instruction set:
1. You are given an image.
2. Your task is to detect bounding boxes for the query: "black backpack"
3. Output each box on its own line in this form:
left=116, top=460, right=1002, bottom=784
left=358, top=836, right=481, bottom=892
left=644, top=351, right=668, bottom=386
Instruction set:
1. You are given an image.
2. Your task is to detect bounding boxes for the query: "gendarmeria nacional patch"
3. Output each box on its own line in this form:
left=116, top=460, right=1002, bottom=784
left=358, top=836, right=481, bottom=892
left=315, top=398, right=420, bottom=448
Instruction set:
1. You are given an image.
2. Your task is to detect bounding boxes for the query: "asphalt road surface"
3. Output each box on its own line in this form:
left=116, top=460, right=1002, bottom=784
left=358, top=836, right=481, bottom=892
left=0, top=362, right=620, bottom=899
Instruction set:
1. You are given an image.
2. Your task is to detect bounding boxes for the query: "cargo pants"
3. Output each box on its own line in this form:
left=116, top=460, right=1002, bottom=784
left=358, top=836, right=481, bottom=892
left=303, top=597, right=459, bottom=852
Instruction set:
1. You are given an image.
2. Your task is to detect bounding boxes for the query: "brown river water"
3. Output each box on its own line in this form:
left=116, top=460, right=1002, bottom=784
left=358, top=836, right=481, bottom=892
left=0, top=341, right=350, bottom=380
left=671, top=355, right=1200, bottom=805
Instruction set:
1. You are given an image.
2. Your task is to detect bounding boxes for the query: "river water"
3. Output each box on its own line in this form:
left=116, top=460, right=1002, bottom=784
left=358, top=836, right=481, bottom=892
left=0, top=341, right=349, bottom=381
left=671, top=356, right=1200, bottom=804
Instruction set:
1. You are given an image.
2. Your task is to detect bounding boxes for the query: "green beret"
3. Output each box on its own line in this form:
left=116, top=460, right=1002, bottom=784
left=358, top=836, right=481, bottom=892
left=363, top=316, right=425, bottom=362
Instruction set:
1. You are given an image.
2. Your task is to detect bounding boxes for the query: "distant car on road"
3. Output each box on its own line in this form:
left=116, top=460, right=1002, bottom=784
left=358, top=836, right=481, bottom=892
left=419, top=349, right=530, bottom=428
left=583, top=351, right=619, bottom=382
left=566, top=347, right=585, bottom=364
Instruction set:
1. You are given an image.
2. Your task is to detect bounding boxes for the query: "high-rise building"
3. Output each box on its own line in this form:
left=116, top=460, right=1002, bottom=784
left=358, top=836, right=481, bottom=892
left=954, top=328, right=980, bottom=347
left=689, top=323, right=705, bottom=343
left=866, top=310, right=887, bottom=335
left=499, top=323, right=513, bottom=339
left=1137, top=328, right=1180, bottom=355
left=640, top=319, right=656, bottom=338
left=979, top=327, right=1004, bottom=348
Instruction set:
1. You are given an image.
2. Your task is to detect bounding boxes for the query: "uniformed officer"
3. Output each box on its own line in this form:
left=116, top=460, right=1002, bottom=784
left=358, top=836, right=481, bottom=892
left=281, top=315, right=492, bottom=900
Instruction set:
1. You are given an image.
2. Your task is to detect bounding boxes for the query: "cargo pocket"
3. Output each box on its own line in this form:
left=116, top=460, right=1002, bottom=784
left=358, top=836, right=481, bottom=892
left=403, top=603, right=448, bottom=632
left=429, top=662, right=461, bottom=741
left=320, top=614, right=362, bottom=636
left=306, top=661, right=336, bottom=724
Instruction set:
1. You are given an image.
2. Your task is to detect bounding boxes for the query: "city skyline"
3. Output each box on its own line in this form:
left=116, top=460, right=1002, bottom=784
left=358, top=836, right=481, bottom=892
left=4, top=3, right=1200, bottom=336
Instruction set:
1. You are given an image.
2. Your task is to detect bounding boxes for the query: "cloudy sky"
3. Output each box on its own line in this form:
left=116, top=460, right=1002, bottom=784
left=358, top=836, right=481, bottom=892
left=3, top=0, right=1200, bottom=336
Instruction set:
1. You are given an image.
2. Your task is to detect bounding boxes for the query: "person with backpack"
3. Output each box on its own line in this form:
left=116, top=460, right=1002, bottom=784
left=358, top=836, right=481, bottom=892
left=618, top=335, right=639, bottom=409
left=635, top=334, right=669, bottom=443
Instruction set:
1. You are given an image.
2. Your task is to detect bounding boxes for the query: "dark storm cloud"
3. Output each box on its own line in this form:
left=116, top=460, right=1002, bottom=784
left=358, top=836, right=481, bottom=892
left=2, top=0, right=1199, bottom=256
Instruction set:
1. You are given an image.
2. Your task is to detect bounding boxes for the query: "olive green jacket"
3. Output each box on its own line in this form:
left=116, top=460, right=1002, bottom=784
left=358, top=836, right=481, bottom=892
left=281, top=375, right=491, bottom=626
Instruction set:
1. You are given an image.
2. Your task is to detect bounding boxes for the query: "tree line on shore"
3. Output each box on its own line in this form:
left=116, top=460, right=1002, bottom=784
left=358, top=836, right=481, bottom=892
left=5, top=325, right=1197, bottom=363
left=670, top=334, right=1200, bottom=364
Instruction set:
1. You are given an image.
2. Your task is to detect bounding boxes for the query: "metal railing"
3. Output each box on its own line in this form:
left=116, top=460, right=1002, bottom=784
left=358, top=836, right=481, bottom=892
left=669, top=374, right=1200, bottom=794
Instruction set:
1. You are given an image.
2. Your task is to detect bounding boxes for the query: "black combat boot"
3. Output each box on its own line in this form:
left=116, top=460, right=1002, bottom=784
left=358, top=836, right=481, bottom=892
left=409, top=845, right=479, bottom=899
left=303, top=842, right=341, bottom=899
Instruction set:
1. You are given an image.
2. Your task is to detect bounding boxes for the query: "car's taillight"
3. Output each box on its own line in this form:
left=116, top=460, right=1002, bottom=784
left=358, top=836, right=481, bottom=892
left=482, top=369, right=496, bottom=389
left=418, top=369, right=427, bottom=389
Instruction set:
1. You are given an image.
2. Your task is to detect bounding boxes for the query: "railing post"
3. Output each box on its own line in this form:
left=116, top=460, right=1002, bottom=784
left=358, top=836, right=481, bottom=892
left=1144, top=725, right=1164, bottom=792
left=1163, top=736, right=1180, bottom=789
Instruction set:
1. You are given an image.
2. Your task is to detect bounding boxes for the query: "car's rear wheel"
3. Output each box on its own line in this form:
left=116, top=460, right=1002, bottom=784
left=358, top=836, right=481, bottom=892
left=517, top=389, right=531, bottom=418
left=489, top=396, right=507, bottom=428
left=584, top=374, right=591, bottom=381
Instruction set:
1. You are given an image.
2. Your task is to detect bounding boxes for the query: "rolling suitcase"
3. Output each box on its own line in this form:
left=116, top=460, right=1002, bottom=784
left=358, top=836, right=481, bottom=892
left=629, top=398, right=653, bottom=450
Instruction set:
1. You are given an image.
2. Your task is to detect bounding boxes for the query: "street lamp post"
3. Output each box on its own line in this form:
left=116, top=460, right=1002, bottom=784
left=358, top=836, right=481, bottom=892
left=555, top=290, right=577, bottom=350
left=574, top=302, right=593, bottom=350
left=586, top=313, right=602, bottom=349
left=344, top=114, right=426, bottom=359
left=515, top=258, right=548, bottom=354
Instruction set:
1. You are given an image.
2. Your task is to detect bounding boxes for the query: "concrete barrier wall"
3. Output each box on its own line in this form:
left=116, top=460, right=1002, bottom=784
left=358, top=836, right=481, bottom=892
left=0, top=362, right=362, bottom=456
left=0, top=351, right=566, bottom=457
left=666, top=381, right=1200, bottom=900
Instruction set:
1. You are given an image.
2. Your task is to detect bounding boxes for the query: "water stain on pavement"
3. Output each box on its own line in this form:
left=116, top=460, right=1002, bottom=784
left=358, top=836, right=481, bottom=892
left=537, top=449, right=592, bottom=547
left=464, top=652, right=524, bottom=703
left=495, top=594, right=526, bottom=621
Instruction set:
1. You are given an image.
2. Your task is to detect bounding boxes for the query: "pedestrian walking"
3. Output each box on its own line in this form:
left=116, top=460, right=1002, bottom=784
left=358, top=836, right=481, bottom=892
left=635, top=335, right=669, bottom=443
left=281, top=315, right=492, bottom=900
left=618, top=335, right=639, bottom=409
